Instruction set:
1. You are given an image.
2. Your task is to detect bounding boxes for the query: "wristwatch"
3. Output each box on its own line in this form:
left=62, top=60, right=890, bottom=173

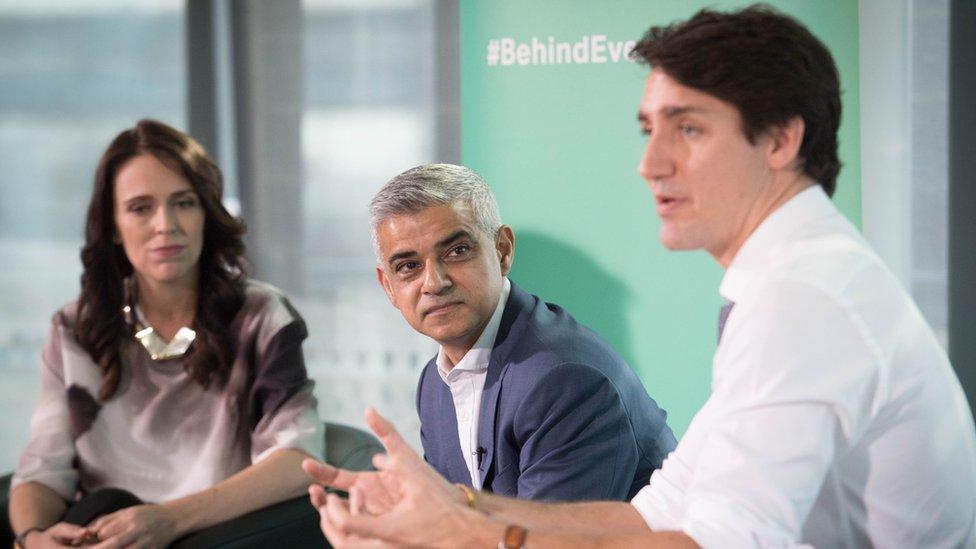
left=14, top=526, right=43, bottom=549
left=498, top=524, right=528, bottom=549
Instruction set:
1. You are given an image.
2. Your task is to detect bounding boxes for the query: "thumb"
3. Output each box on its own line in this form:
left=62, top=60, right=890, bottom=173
left=46, top=521, right=89, bottom=539
left=302, top=458, right=337, bottom=484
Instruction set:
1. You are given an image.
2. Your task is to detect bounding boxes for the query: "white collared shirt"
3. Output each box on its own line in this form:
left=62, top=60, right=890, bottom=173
left=631, top=186, right=976, bottom=548
left=435, top=277, right=511, bottom=489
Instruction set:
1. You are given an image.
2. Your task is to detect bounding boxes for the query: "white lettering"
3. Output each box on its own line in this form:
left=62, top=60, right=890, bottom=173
left=556, top=42, right=571, bottom=64
left=484, top=34, right=634, bottom=67
left=531, top=37, right=547, bottom=65
left=572, top=36, right=589, bottom=63
left=590, top=35, right=607, bottom=63
left=500, top=38, right=515, bottom=66
left=608, top=40, right=625, bottom=62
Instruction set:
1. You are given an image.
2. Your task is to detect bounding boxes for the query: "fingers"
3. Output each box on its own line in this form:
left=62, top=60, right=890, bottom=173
left=371, top=452, right=390, bottom=471
left=45, top=521, right=90, bottom=543
left=325, top=491, right=393, bottom=543
left=309, top=483, right=329, bottom=509
left=350, top=486, right=364, bottom=516
left=89, top=531, right=127, bottom=549
left=365, top=407, right=407, bottom=455
left=89, top=515, right=107, bottom=532
left=318, top=495, right=354, bottom=548
left=303, top=457, right=361, bottom=491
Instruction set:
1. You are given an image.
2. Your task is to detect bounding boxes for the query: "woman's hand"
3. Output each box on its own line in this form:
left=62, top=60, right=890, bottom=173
left=86, top=504, right=179, bottom=549
left=21, top=522, right=92, bottom=548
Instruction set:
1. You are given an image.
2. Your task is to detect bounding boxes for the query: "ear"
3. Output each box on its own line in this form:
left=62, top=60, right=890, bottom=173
left=375, top=266, right=397, bottom=307
left=767, top=116, right=805, bottom=172
left=495, top=225, right=515, bottom=276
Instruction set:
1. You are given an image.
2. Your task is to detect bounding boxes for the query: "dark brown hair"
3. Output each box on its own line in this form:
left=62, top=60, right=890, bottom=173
left=77, top=119, right=248, bottom=401
left=631, top=4, right=842, bottom=196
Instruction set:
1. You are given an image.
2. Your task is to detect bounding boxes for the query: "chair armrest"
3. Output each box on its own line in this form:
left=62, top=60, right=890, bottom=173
left=1, top=472, right=14, bottom=546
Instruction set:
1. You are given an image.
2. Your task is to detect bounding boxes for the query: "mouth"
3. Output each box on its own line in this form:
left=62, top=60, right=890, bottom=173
left=655, top=195, right=684, bottom=216
left=423, top=302, right=462, bottom=317
left=151, top=245, right=185, bottom=258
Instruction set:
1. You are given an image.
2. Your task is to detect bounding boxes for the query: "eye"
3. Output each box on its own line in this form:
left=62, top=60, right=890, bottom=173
left=395, top=261, right=420, bottom=274
left=175, top=196, right=198, bottom=209
left=446, top=244, right=472, bottom=258
left=679, top=124, right=701, bottom=137
left=128, top=203, right=152, bottom=215
left=640, top=126, right=652, bottom=137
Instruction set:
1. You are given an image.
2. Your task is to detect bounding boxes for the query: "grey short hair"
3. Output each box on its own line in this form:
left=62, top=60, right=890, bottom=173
left=370, top=164, right=502, bottom=261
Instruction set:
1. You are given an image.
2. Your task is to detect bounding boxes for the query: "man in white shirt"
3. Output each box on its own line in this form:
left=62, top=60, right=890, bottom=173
left=303, top=5, right=976, bottom=548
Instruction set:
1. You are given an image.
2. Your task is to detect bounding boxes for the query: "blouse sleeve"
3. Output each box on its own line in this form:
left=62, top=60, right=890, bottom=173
left=245, top=293, right=324, bottom=463
left=12, top=313, right=79, bottom=500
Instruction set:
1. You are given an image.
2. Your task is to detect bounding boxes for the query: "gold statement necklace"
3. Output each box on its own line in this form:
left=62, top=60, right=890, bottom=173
left=123, top=278, right=196, bottom=361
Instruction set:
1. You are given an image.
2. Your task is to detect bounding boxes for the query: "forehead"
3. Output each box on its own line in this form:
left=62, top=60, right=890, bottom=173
left=114, top=154, right=193, bottom=199
left=376, top=202, right=480, bottom=250
left=638, top=70, right=739, bottom=122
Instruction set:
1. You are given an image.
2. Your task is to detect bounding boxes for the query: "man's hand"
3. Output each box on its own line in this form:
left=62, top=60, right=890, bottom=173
left=305, top=408, right=488, bottom=549
left=302, top=457, right=401, bottom=515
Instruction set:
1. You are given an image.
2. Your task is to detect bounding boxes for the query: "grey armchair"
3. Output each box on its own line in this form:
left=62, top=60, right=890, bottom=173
left=1, top=421, right=384, bottom=548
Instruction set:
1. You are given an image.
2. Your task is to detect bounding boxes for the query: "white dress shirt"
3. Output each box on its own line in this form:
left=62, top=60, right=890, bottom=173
left=631, top=186, right=976, bottom=548
left=435, top=277, right=510, bottom=489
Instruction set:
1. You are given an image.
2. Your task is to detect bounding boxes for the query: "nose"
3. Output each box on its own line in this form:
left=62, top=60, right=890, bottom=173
left=421, top=260, right=452, bottom=295
left=637, top=130, right=674, bottom=184
left=153, top=204, right=180, bottom=235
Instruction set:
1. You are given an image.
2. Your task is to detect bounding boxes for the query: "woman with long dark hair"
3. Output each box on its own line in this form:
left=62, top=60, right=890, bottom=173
left=8, top=120, right=322, bottom=548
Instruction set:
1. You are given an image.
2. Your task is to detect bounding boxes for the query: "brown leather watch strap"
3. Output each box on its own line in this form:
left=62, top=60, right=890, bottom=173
left=499, top=524, right=528, bottom=549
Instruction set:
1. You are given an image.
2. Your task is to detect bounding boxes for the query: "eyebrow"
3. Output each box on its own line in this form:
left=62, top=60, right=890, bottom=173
left=121, top=189, right=195, bottom=207
left=386, top=229, right=474, bottom=266
left=637, top=105, right=708, bottom=124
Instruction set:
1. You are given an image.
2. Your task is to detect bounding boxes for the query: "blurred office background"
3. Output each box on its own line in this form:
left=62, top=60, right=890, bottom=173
left=0, top=0, right=972, bottom=471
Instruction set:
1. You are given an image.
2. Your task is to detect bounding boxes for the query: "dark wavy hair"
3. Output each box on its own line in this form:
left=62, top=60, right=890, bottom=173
left=631, top=4, right=842, bottom=196
left=77, top=119, right=248, bottom=401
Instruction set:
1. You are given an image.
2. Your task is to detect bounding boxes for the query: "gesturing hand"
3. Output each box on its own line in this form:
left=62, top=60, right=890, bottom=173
left=302, top=456, right=401, bottom=516
left=85, top=504, right=178, bottom=549
left=305, top=408, right=483, bottom=549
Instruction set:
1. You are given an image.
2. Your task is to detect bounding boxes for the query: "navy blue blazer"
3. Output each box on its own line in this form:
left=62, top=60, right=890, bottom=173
left=417, top=282, right=676, bottom=502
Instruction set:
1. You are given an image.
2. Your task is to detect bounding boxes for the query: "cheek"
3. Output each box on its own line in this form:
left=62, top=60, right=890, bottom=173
left=389, top=281, right=417, bottom=312
left=187, top=213, right=206, bottom=245
left=115, top=221, right=143, bottom=249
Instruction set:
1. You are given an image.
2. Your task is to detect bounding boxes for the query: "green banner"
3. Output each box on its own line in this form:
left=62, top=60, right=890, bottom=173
left=460, top=0, right=860, bottom=435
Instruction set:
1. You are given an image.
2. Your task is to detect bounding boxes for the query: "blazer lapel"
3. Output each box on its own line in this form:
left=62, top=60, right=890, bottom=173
left=420, top=361, right=475, bottom=485
left=477, top=282, right=534, bottom=487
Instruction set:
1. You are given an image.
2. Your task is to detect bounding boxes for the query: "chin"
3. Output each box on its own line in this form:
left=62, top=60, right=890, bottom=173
left=659, top=233, right=695, bottom=251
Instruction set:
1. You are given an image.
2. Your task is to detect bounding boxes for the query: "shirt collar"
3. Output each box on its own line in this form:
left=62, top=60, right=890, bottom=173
left=719, top=185, right=838, bottom=303
left=436, top=277, right=511, bottom=380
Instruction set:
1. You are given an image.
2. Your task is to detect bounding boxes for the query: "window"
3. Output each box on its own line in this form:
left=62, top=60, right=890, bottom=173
left=0, top=0, right=185, bottom=470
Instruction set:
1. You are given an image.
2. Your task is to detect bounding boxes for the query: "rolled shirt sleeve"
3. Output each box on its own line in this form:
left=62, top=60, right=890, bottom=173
left=246, top=296, right=324, bottom=463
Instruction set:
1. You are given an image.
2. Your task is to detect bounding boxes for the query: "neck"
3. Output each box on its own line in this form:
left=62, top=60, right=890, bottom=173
left=135, top=272, right=199, bottom=334
left=441, top=314, right=495, bottom=370
left=713, top=173, right=816, bottom=268
left=441, top=336, right=479, bottom=371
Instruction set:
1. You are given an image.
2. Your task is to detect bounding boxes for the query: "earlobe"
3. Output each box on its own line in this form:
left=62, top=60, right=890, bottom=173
left=375, top=267, right=397, bottom=306
left=768, top=116, right=805, bottom=171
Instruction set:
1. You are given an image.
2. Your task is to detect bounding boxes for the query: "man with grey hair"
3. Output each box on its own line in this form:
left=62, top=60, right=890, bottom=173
left=365, top=163, right=676, bottom=502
